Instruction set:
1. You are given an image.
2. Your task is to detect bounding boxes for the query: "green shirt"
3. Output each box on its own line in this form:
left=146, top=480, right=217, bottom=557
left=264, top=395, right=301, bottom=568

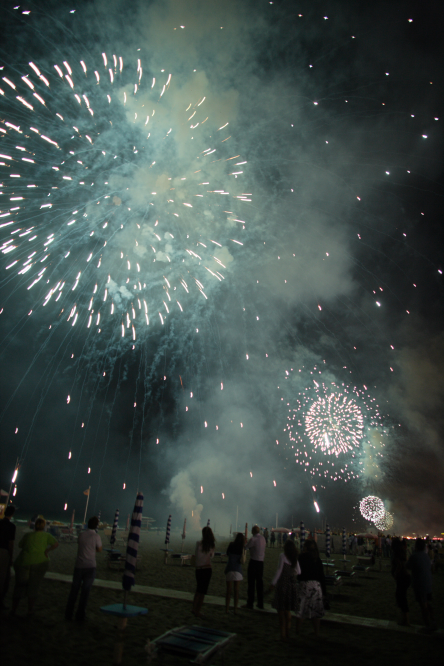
left=15, top=531, right=57, bottom=566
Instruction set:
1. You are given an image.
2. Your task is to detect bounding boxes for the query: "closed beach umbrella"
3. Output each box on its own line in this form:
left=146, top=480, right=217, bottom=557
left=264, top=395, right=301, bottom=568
left=207, top=518, right=210, bottom=527
left=165, top=514, right=172, bottom=546
left=325, top=523, right=331, bottom=558
left=69, top=509, right=75, bottom=533
left=111, top=508, right=120, bottom=546
left=245, top=523, right=248, bottom=540
left=182, top=518, right=186, bottom=540
left=122, top=492, right=143, bottom=599
left=300, top=521, right=306, bottom=551
left=342, top=527, right=347, bottom=556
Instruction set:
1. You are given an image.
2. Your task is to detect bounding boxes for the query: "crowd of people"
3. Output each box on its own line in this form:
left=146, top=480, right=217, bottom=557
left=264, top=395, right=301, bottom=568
left=193, top=524, right=327, bottom=641
left=0, top=506, right=102, bottom=621
left=0, top=508, right=440, bottom=637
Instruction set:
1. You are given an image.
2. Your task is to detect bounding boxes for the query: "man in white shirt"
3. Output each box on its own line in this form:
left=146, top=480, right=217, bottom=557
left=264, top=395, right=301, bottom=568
left=65, top=516, right=102, bottom=621
left=244, top=525, right=266, bottom=609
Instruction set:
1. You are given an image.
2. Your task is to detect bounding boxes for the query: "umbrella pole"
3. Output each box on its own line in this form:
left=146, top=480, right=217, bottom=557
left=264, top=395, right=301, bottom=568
left=113, top=617, right=128, bottom=665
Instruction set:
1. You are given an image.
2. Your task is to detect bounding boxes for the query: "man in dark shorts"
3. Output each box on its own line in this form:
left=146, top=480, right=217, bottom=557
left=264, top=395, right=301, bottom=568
left=243, top=525, right=266, bottom=610
left=407, top=537, right=436, bottom=631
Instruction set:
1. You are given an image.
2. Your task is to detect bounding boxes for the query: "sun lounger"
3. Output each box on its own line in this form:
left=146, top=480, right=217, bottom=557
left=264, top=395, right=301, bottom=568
left=334, top=569, right=355, bottom=578
left=146, top=624, right=236, bottom=664
left=325, top=574, right=342, bottom=599
left=170, top=553, right=192, bottom=566
left=352, top=564, right=372, bottom=578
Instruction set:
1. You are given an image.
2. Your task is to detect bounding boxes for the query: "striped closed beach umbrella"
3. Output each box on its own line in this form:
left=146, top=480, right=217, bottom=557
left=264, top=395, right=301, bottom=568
left=122, top=492, right=143, bottom=597
left=165, top=514, right=172, bottom=546
left=325, top=523, right=331, bottom=559
left=342, top=527, right=347, bottom=556
left=69, top=509, right=75, bottom=533
left=110, top=508, right=119, bottom=546
left=300, top=521, right=306, bottom=551
left=207, top=518, right=210, bottom=527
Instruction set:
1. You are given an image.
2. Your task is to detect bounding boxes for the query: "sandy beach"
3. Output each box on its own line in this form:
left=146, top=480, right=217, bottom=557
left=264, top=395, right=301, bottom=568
left=1, top=525, right=442, bottom=665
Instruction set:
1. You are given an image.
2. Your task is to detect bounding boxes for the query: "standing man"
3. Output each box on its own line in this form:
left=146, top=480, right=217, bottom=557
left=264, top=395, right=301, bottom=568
left=0, top=505, right=16, bottom=610
left=243, top=525, right=266, bottom=610
left=407, top=537, right=436, bottom=631
left=65, top=516, right=102, bottom=621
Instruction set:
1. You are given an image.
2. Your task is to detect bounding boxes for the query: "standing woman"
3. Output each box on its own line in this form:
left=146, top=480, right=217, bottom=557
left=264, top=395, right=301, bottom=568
left=224, top=532, right=245, bottom=614
left=192, top=526, right=215, bottom=618
left=295, top=540, right=326, bottom=637
left=11, top=517, right=59, bottom=617
left=268, top=540, right=300, bottom=641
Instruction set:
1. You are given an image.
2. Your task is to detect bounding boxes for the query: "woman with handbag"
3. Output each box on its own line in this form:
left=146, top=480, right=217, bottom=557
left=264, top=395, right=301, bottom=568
left=295, top=539, right=326, bottom=637
left=268, top=539, right=300, bottom=641
left=224, top=532, right=246, bottom=614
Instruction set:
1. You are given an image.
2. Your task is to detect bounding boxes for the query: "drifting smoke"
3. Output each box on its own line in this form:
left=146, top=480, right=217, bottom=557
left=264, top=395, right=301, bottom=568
left=0, top=1, right=442, bottom=533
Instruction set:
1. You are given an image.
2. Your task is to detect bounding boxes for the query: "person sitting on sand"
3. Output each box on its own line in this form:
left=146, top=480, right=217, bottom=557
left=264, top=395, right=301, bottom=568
left=192, top=526, right=215, bottom=618
left=65, top=515, right=102, bottom=622
left=11, top=517, right=59, bottom=618
left=268, top=539, right=300, bottom=641
left=224, top=532, right=245, bottom=614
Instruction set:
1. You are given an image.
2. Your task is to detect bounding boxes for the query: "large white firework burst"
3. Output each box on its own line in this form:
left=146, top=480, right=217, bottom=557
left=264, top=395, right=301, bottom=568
left=0, top=49, right=249, bottom=343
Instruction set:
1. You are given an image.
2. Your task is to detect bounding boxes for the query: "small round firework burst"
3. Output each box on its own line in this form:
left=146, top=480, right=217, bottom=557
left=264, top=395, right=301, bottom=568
left=373, top=510, right=393, bottom=531
left=359, top=495, right=385, bottom=522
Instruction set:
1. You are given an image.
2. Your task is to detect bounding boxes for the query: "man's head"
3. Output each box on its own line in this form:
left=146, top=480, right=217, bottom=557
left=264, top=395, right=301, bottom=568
left=88, top=516, right=99, bottom=530
left=415, top=537, right=426, bottom=552
left=4, top=505, right=16, bottom=518
left=252, top=525, right=260, bottom=536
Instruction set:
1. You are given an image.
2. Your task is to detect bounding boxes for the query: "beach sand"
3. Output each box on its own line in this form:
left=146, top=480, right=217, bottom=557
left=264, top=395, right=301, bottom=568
left=1, top=526, right=442, bottom=665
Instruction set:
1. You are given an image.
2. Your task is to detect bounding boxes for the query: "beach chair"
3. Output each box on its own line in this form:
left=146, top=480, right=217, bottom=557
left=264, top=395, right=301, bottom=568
left=170, top=553, right=193, bottom=566
left=325, top=574, right=342, bottom=599
left=59, top=527, right=77, bottom=542
left=146, top=624, right=236, bottom=664
left=352, top=564, right=372, bottom=579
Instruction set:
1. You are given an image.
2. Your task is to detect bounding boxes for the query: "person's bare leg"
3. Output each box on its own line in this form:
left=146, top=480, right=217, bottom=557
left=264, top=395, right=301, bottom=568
left=225, top=582, right=232, bottom=613
left=285, top=611, right=292, bottom=638
left=193, top=593, right=206, bottom=617
left=278, top=611, right=287, bottom=640
left=27, top=597, right=36, bottom=616
left=10, top=597, right=20, bottom=616
left=312, top=618, right=320, bottom=636
left=234, top=582, right=240, bottom=614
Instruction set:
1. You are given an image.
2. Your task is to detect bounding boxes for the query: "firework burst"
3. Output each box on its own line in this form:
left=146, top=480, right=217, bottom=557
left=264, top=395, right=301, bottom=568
left=278, top=369, right=385, bottom=482
left=1, top=47, right=249, bottom=343
left=359, top=495, right=385, bottom=522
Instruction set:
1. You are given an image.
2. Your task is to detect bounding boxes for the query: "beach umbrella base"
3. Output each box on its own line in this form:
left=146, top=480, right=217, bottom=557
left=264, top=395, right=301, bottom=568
left=101, top=604, right=148, bottom=665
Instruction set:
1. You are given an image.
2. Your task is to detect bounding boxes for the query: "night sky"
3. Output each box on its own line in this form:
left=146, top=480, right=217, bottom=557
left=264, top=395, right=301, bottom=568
left=0, top=1, right=442, bottom=535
